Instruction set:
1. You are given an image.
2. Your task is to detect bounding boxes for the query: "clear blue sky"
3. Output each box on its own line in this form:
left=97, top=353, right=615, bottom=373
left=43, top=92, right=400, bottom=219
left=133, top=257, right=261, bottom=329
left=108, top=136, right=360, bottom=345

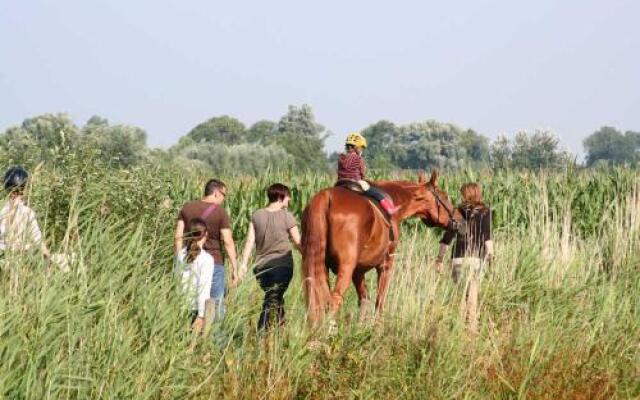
left=1, top=0, right=638, bottom=155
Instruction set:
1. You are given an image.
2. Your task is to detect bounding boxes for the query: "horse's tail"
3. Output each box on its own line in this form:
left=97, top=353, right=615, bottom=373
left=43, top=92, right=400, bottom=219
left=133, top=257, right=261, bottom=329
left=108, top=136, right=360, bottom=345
left=301, top=189, right=332, bottom=325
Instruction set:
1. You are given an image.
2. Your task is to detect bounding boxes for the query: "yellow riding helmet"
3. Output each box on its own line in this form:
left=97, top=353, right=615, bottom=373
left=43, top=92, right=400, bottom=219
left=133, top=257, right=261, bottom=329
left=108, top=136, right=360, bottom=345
left=345, top=132, right=367, bottom=149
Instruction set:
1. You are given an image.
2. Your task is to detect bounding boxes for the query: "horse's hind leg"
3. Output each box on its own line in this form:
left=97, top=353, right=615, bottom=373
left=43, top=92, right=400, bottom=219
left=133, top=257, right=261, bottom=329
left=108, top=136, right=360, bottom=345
left=352, top=270, right=372, bottom=321
left=330, top=262, right=356, bottom=316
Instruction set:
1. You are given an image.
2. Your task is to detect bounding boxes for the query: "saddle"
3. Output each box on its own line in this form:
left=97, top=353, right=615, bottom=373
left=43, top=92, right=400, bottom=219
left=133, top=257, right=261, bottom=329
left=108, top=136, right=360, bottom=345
left=334, top=179, right=364, bottom=193
left=334, top=180, right=397, bottom=243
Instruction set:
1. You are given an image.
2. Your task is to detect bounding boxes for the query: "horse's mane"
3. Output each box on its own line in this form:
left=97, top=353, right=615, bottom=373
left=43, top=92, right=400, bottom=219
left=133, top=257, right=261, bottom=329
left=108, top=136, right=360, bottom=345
left=370, top=180, right=428, bottom=208
left=372, top=179, right=419, bottom=187
left=372, top=180, right=425, bottom=193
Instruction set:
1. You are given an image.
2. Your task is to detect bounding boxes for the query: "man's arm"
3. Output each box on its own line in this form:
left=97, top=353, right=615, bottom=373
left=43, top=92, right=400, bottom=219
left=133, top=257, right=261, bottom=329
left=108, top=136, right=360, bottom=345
left=221, top=228, right=238, bottom=286
left=174, top=220, right=185, bottom=255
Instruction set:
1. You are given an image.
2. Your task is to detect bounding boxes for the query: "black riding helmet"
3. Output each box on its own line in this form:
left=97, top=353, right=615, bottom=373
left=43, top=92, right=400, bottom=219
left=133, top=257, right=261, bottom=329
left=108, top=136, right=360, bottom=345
left=4, top=166, right=29, bottom=192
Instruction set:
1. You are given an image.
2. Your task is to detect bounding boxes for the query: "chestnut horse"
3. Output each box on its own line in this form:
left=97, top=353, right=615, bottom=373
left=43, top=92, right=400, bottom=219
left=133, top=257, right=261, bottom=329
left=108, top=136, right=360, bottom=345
left=301, top=171, right=458, bottom=325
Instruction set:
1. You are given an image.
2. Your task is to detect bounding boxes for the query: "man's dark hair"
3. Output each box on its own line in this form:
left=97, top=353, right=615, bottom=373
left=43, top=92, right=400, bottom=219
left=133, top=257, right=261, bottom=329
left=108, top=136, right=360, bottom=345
left=267, top=183, right=291, bottom=203
left=204, top=179, right=226, bottom=196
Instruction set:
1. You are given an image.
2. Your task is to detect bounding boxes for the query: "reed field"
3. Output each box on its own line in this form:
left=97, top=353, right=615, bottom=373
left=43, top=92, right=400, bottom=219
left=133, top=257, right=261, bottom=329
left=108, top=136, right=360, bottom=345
left=0, top=158, right=638, bottom=399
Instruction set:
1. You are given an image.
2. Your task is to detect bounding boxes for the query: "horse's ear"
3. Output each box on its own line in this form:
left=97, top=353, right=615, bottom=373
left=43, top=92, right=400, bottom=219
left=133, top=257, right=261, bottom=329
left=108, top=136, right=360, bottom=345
left=417, top=170, right=427, bottom=184
left=429, top=169, right=439, bottom=186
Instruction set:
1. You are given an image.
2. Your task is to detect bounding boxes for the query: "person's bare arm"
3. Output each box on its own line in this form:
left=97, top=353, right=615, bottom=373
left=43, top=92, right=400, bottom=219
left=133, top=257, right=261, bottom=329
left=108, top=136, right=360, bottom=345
left=288, top=226, right=303, bottom=253
left=174, top=220, right=185, bottom=255
left=239, top=223, right=256, bottom=280
left=484, top=240, right=494, bottom=264
left=221, top=228, right=238, bottom=286
left=483, top=210, right=493, bottom=264
left=435, top=243, right=448, bottom=274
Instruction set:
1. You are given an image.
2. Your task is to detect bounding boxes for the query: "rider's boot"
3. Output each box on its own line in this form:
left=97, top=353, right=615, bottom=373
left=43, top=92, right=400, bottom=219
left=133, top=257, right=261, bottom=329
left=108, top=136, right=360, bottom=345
left=379, top=198, right=400, bottom=215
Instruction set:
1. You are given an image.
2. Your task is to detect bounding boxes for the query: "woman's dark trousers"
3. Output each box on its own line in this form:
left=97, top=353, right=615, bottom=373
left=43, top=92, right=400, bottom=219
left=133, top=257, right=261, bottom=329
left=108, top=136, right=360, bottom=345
left=256, top=265, right=293, bottom=331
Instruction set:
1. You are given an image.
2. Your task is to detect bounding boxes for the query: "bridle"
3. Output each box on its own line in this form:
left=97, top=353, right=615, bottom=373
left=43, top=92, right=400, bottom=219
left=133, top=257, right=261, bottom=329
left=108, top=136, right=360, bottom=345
left=428, top=185, right=466, bottom=234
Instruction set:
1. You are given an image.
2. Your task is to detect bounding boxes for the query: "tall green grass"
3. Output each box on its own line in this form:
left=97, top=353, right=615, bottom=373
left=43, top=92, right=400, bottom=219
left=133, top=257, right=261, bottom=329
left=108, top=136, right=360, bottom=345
left=0, top=161, right=638, bottom=398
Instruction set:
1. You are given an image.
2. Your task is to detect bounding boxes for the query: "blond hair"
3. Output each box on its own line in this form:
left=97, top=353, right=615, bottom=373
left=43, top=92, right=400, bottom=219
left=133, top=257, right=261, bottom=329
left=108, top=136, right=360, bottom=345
left=460, top=183, right=485, bottom=207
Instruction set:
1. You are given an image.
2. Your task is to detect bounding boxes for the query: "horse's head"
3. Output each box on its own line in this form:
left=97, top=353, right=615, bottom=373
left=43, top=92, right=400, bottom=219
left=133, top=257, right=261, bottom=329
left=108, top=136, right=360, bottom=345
left=413, top=170, right=461, bottom=230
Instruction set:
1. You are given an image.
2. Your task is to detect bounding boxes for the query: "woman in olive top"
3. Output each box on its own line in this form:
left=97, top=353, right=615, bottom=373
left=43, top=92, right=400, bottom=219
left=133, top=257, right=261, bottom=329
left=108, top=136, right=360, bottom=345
left=435, top=182, right=493, bottom=334
left=239, top=183, right=302, bottom=331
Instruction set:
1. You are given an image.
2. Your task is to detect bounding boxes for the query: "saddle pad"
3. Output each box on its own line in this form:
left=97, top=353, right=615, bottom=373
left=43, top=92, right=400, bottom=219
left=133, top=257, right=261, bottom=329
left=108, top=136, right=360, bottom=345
left=334, top=180, right=363, bottom=192
left=366, top=199, right=396, bottom=243
left=334, top=180, right=396, bottom=241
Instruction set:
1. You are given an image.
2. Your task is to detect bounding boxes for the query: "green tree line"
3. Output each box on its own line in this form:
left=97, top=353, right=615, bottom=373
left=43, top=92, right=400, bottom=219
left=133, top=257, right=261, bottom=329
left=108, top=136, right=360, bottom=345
left=0, top=106, right=637, bottom=172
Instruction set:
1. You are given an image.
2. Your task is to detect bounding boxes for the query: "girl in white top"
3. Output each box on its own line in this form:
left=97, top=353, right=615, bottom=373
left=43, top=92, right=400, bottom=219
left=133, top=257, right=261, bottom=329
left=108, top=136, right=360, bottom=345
left=0, top=166, right=49, bottom=257
left=176, top=218, right=214, bottom=333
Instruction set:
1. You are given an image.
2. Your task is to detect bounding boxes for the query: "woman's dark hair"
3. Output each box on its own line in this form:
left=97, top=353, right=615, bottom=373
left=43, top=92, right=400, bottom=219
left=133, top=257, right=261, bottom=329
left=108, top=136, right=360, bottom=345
left=267, top=183, right=291, bottom=203
left=185, top=218, right=207, bottom=263
left=345, top=144, right=356, bottom=152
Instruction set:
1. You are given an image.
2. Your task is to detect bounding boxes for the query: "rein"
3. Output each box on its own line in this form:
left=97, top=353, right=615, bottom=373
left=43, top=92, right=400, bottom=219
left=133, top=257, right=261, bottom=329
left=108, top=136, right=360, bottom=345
left=428, top=185, right=466, bottom=235
left=429, top=186, right=455, bottom=220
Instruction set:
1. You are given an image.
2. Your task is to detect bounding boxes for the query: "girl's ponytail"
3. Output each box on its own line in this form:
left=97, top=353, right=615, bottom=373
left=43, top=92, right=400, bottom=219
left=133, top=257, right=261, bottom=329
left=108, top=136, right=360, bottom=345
left=184, top=218, right=207, bottom=264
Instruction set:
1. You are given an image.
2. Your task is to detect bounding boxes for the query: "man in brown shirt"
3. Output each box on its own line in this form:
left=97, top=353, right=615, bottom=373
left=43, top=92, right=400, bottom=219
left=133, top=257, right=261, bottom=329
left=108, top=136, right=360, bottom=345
left=174, top=179, right=238, bottom=321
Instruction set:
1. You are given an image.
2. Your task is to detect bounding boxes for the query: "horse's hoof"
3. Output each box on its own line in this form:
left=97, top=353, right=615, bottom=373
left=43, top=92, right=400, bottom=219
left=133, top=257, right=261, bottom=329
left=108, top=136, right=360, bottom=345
left=359, top=301, right=373, bottom=323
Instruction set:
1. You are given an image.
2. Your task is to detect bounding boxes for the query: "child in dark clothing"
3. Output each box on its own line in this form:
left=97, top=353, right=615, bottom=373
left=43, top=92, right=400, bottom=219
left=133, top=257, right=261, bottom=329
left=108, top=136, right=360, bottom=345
left=336, top=132, right=399, bottom=215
